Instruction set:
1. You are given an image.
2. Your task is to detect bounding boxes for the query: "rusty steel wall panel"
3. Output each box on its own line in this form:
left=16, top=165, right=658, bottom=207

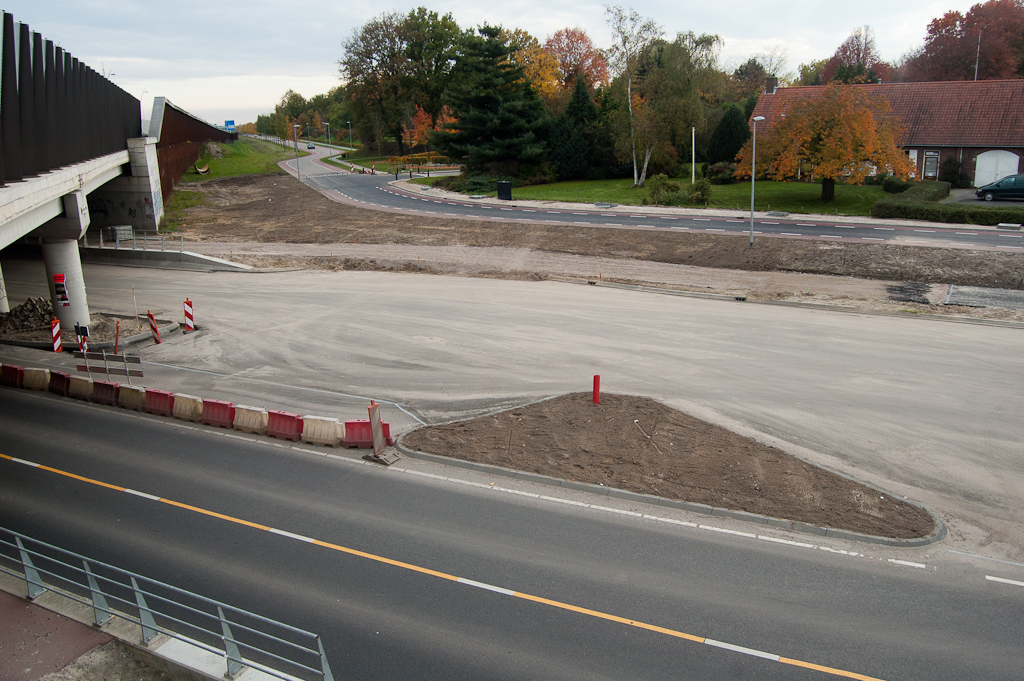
left=155, top=104, right=235, bottom=202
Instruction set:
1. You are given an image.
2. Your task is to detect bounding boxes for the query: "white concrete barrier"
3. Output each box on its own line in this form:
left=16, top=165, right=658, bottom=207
left=118, top=385, right=146, bottom=410
left=301, top=416, right=345, bottom=446
left=68, top=376, right=93, bottom=400
left=233, top=405, right=268, bottom=434
left=172, top=393, right=203, bottom=422
left=22, top=368, right=50, bottom=390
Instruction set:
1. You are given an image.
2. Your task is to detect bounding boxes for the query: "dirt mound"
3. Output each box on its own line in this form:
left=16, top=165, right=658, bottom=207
left=0, top=296, right=53, bottom=334
left=402, top=393, right=936, bottom=540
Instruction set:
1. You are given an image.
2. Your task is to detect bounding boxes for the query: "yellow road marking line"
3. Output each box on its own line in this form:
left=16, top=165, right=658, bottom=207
left=0, top=452, right=885, bottom=680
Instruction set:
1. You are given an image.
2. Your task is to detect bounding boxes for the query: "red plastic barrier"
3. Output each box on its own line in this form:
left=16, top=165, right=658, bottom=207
left=267, top=410, right=303, bottom=441
left=49, top=371, right=71, bottom=396
left=343, top=419, right=393, bottom=448
left=91, top=380, right=120, bottom=406
left=201, top=399, right=235, bottom=428
left=144, top=389, right=175, bottom=416
left=0, top=364, right=24, bottom=388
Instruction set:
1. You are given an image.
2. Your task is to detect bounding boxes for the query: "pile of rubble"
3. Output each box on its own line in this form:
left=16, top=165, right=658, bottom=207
left=0, top=297, right=54, bottom=335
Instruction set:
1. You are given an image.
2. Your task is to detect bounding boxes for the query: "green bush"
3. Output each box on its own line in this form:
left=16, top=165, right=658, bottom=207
left=708, top=162, right=738, bottom=185
left=688, top=178, right=713, bottom=205
left=882, top=177, right=912, bottom=194
left=871, top=180, right=1024, bottom=224
left=646, top=174, right=685, bottom=205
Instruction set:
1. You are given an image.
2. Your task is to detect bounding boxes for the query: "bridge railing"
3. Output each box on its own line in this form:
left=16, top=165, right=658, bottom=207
left=0, top=12, right=142, bottom=187
left=86, top=229, right=185, bottom=253
left=0, top=526, right=334, bottom=681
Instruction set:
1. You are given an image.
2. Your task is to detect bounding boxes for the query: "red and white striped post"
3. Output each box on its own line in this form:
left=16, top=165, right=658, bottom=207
left=51, top=318, right=62, bottom=353
left=183, top=298, right=195, bottom=332
left=147, top=310, right=161, bottom=344
left=77, top=333, right=88, bottom=353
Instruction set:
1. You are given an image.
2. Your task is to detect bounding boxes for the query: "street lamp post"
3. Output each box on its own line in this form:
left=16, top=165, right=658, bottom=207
left=347, top=120, right=352, bottom=148
left=293, top=124, right=301, bottom=182
left=325, top=122, right=331, bottom=156
left=749, top=115, right=765, bottom=247
left=691, top=127, right=696, bottom=184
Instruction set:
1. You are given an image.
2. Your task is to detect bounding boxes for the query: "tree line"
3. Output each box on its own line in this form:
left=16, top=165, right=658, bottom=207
left=245, top=0, right=1024, bottom=189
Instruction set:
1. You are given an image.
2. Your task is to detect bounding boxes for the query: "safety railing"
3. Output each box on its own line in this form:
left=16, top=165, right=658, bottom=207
left=89, top=229, right=185, bottom=253
left=0, top=527, right=333, bottom=681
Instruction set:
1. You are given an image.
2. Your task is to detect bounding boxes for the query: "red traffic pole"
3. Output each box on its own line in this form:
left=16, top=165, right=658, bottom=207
left=51, top=318, right=62, bottom=353
left=114, top=320, right=120, bottom=354
left=593, top=375, right=600, bottom=404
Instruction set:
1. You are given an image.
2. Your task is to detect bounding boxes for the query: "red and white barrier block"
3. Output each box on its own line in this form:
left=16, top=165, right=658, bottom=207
left=51, top=318, right=62, bottom=353
left=147, top=310, right=161, bottom=344
left=183, top=298, right=195, bottom=332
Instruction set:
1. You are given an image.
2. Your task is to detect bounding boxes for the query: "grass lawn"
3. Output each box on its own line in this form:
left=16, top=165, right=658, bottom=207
left=179, top=137, right=306, bottom=183
left=160, top=189, right=204, bottom=231
left=506, top=177, right=884, bottom=216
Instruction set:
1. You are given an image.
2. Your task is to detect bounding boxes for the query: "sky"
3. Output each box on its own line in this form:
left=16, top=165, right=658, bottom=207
left=6, top=1, right=981, bottom=128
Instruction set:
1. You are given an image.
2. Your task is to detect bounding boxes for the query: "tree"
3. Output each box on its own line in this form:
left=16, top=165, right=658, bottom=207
left=550, top=77, right=599, bottom=180
left=797, top=58, right=829, bottom=86
left=432, top=25, right=549, bottom=178
left=404, top=8, right=462, bottom=123
left=502, top=28, right=564, bottom=113
left=706, top=106, right=749, bottom=164
left=604, top=5, right=663, bottom=186
left=735, top=82, right=913, bottom=201
left=544, top=27, right=609, bottom=89
left=821, top=26, right=890, bottom=83
left=903, top=0, right=1024, bottom=81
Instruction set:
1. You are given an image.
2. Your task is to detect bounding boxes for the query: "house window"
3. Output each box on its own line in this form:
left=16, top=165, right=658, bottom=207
left=923, top=151, right=939, bottom=179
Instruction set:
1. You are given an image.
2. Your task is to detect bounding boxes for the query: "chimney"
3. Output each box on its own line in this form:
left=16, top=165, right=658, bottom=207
left=765, top=76, right=778, bottom=95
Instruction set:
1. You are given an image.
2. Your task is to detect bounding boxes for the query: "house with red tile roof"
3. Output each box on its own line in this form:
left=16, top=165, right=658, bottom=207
left=750, top=79, right=1024, bottom=187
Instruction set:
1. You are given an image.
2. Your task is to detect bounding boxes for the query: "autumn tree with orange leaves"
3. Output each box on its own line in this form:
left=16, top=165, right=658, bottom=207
left=735, top=82, right=913, bottom=201
left=544, top=27, right=609, bottom=89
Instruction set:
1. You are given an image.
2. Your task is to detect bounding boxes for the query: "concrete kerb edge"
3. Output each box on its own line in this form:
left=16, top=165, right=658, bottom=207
left=0, top=319, right=178, bottom=351
left=545, top=275, right=1024, bottom=331
left=393, top=435, right=948, bottom=548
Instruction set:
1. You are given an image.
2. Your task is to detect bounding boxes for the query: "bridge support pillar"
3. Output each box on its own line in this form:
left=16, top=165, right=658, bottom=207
left=88, top=137, right=164, bottom=231
left=36, top=191, right=92, bottom=329
left=0, top=262, right=9, bottom=313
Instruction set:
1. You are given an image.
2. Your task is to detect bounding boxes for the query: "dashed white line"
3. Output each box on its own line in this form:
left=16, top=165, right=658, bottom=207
left=572, top=212, right=587, bottom=215
left=888, top=559, right=926, bottom=569
left=862, top=237, right=884, bottom=241
left=796, top=223, right=816, bottom=227
left=986, top=575, right=1024, bottom=588
left=873, top=227, right=895, bottom=231
left=268, top=528, right=315, bottom=543
left=546, top=211, right=561, bottom=214
left=123, top=488, right=161, bottom=501
left=661, top=216, right=678, bottom=220
left=457, top=577, right=516, bottom=596
left=956, top=232, right=977, bottom=235
left=913, top=229, right=936, bottom=233
left=693, top=218, right=711, bottom=221
left=999, top=233, right=1023, bottom=238
left=780, top=232, right=802, bottom=236
left=821, top=235, right=842, bottom=239
left=760, top=221, right=780, bottom=225
left=835, top=225, right=856, bottom=229
left=703, top=639, right=780, bottom=662
left=12, top=458, right=39, bottom=467
left=523, top=209, right=536, bottom=213
left=706, top=228, right=725, bottom=232
left=607, top=223, right=622, bottom=226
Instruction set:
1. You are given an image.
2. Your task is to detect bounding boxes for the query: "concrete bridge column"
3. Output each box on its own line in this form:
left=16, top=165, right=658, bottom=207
left=36, top=190, right=92, bottom=328
left=0, top=263, right=9, bottom=313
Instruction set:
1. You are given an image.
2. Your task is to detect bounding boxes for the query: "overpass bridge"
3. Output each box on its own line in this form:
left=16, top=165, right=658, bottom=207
left=0, top=11, right=233, bottom=334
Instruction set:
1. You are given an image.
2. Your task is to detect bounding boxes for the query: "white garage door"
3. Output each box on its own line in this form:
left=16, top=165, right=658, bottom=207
left=974, top=150, right=1020, bottom=187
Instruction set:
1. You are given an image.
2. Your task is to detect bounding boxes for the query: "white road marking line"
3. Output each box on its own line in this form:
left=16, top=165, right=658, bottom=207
left=699, top=525, right=756, bottom=538
left=574, top=221, right=593, bottom=225
left=726, top=219, right=744, bottom=223
left=986, top=575, right=1024, bottom=588
left=796, top=223, right=816, bottom=227
left=913, top=229, right=936, bottom=233
left=955, top=232, right=977, bottom=235
left=123, top=488, right=161, bottom=501
left=269, top=528, right=315, bottom=543
left=547, top=211, right=561, bottom=214
left=703, top=638, right=780, bottom=661
left=781, top=232, right=802, bottom=236
left=706, top=228, right=725, bottom=232
left=523, top=209, right=536, bottom=212
left=572, top=212, right=587, bottom=215
left=629, top=215, right=645, bottom=218
left=638, top=225, right=655, bottom=228
left=888, top=559, right=926, bottom=569
left=661, top=216, right=678, bottom=219
left=821, top=235, right=842, bottom=239
left=758, top=536, right=816, bottom=549
left=601, top=213, right=616, bottom=216
left=540, top=495, right=591, bottom=508
left=693, top=218, right=710, bottom=221
left=12, top=458, right=39, bottom=467
left=589, top=504, right=643, bottom=517
left=835, top=225, right=855, bottom=229
left=997, top=245, right=1022, bottom=249
left=457, top=577, right=516, bottom=596
left=500, top=208, right=513, bottom=211
left=607, top=223, right=622, bottom=226
left=863, top=237, right=884, bottom=241
left=760, top=221, right=780, bottom=225
left=873, top=227, right=895, bottom=230
left=998, top=233, right=1023, bottom=238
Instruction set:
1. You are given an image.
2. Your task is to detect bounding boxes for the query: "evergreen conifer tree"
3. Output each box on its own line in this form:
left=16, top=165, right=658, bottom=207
left=433, top=25, right=549, bottom=179
left=551, top=77, right=599, bottom=180
left=706, top=106, right=750, bottom=164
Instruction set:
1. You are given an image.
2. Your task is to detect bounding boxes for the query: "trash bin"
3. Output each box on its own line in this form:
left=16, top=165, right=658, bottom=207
left=496, top=180, right=512, bottom=201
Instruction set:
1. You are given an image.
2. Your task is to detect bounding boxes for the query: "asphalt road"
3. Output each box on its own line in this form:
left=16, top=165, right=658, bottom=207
left=2, top=388, right=1023, bottom=681
left=283, top=147, right=1024, bottom=253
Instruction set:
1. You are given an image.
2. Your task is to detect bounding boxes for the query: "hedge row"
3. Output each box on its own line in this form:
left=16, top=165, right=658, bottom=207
left=871, top=180, right=1024, bottom=225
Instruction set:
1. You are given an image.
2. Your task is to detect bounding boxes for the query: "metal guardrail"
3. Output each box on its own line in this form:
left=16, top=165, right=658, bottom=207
left=0, top=527, right=333, bottom=681
left=90, top=229, right=185, bottom=252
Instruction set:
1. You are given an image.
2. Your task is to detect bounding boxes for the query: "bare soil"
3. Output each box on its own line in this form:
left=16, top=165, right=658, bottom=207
left=178, top=173, right=1024, bottom=292
left=402, top=393, right=936, bottom=540
left=38, top=641, right=168, bottom=681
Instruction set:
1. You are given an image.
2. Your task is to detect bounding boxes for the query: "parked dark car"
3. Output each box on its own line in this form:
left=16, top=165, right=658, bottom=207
left=307, top=142, right=315, bottom=149
left=976, top=174, right=1024, bottom=201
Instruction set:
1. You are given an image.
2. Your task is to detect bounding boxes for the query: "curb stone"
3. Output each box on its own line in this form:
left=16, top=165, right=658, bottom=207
left=394, top=436, right=947, bottom=548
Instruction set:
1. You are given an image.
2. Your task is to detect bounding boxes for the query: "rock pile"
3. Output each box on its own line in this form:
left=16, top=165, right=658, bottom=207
left=0, top=297, right=54, bottom=335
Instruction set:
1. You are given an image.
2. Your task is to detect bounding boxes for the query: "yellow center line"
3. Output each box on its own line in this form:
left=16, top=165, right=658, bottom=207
left=0, top=452, right=885, bottom=680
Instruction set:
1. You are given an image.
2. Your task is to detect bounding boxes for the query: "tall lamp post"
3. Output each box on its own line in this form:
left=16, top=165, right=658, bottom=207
left=691, top=127, right=696, bottom=184
left=749, top=115, right=765, bottom=247
left=293, top=124, right=301, bottom=182
left=347, top=120, right=352, bottom=148
left=325, top=122, right=331, bottom=155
